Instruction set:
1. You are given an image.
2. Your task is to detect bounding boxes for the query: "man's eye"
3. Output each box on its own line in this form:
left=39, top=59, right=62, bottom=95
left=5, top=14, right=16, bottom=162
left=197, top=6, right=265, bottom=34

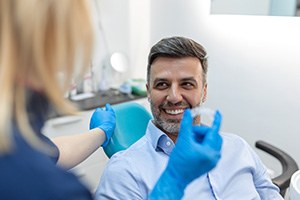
left=182, top=82, right=195, bottom=89
left=155, top=82, right=168, bottom=89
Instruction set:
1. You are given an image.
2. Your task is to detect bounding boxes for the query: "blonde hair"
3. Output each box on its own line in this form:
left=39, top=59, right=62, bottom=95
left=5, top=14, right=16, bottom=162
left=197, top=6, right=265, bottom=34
left=0, top=0, right=94, bottom=153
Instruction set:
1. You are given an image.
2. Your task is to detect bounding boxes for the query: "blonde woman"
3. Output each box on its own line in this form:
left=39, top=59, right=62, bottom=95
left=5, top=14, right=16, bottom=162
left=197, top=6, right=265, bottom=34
left=0, top=0, right=115, bottom=199
left=0, top=1, right=222, bottom=199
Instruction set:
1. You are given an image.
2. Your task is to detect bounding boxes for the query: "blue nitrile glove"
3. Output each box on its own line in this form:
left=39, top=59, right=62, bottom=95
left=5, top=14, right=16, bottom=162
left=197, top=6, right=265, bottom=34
left=149, top=109, right=222, bottom=200
left=89, top=104, right=116, bottom=147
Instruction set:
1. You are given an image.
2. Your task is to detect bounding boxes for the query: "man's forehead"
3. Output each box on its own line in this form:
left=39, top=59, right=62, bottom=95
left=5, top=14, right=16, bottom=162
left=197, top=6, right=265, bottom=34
left=150, top=58, right=203, bottom=82
left=151, top=56, right=202, bottom=71
left=152, top=76, right=198, bottom=82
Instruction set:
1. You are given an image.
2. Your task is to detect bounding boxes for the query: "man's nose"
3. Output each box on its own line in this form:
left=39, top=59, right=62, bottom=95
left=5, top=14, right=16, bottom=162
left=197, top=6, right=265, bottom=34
left=166, top=86, right=183, bottom=103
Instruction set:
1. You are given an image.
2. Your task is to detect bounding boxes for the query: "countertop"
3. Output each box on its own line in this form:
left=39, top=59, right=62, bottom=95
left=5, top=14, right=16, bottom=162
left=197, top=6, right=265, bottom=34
left=69, top=88, right=147, bottom=111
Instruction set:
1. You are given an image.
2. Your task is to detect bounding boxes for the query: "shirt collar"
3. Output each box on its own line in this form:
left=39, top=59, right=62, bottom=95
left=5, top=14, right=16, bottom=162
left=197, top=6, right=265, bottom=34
left=146, top=121, right=175, bottom=155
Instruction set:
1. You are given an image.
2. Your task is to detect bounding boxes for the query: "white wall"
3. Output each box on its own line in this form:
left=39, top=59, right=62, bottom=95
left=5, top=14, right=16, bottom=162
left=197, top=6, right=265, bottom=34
left=127, top=0, right=300, bottom=173
left=92, top=0, right=151, bottom=88
left=92, top=0, right=131, bottom=89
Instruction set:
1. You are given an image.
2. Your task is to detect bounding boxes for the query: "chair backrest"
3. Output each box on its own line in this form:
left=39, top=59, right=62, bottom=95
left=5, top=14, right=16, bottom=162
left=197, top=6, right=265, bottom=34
left=103, top=102, right=152, bottom=158
left=255, top=140, right=299, bottom=197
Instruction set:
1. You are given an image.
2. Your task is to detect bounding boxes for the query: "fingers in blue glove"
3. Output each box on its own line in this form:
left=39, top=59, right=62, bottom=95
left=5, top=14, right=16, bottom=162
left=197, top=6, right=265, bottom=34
left=105, top=103, right=114, bottom=112
left=212, top=110, right=222, bottom=133
left=89, top=103, right=116, bottom=147
left=165, top=108, right=223, bottom=191
left=192, top=126, right=210, bottom=143
left=178, top=109, right=193, bottom=140
left=202, top=110, right=222, bottom=151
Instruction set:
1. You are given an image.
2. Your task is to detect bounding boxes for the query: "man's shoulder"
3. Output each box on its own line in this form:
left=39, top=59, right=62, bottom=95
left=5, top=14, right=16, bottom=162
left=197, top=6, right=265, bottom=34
left=220, top=132, right=251, bottom=148
left=98, top=134, right=159, bottom=193
left=106, top=135, right=153, bottom=167
left=221, top=132, right=247, bottom=142
left=97, top=135, right=155, bottom=200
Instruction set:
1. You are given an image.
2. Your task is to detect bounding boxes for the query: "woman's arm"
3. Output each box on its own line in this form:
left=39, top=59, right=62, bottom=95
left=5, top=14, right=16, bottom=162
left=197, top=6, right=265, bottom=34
left=52, top=104, right=116, bottom=170
left=52, top=128, right=105, bottom=169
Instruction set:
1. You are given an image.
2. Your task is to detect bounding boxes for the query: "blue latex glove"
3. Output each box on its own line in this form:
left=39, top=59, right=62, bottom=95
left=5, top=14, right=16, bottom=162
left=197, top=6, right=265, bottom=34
left=89, top=104, right=116, bottom=147
left=149, top=109, right=223, bottom=199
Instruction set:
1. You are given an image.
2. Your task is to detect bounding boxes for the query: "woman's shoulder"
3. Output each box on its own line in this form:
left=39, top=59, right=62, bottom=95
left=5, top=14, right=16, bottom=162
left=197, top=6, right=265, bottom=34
left=0, top=131, right=92, bottom=200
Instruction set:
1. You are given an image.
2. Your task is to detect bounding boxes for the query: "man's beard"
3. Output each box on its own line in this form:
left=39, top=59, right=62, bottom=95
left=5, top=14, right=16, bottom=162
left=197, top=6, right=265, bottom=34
left=149, top=99, right=200, bottom=136
left=155, top=118, right=181, bottom=136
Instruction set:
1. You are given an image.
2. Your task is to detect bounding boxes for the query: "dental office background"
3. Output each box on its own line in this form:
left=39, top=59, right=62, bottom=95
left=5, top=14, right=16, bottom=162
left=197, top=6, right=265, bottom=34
left=77, top=0, right=300, bottom=178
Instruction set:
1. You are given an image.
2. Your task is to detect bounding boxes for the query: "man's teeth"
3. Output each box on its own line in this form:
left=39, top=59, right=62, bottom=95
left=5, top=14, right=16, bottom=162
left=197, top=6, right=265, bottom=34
left=165, top=109, right=184, bottom=115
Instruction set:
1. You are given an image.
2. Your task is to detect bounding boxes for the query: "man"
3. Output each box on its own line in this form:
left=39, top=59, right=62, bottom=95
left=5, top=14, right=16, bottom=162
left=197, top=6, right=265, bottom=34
left=96, top=36, right=283, bottom=199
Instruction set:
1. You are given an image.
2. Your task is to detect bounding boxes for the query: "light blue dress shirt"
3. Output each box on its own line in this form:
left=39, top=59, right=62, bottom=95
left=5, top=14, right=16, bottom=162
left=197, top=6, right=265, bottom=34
left=96, top=121, right=283, bottom=200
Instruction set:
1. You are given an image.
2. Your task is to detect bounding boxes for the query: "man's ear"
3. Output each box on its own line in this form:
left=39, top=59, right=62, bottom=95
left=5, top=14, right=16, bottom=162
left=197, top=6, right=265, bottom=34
left=202, top=83, right=208, bottom=103
left=146, top=83, right=150, bottom=101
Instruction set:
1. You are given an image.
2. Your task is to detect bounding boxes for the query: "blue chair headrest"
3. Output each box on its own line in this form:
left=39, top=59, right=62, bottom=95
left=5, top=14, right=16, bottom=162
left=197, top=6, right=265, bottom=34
left=103, top=102, right=152, bottom=158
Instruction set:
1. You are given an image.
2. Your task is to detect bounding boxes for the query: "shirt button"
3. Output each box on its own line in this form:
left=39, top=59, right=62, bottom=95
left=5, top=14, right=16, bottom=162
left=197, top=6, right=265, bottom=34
left=166, top=141, right=171, bottom=146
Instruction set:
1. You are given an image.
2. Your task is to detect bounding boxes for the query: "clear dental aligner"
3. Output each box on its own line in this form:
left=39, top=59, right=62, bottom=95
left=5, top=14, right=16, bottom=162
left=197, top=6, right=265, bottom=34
left=190, top=106, right=216, bottom=120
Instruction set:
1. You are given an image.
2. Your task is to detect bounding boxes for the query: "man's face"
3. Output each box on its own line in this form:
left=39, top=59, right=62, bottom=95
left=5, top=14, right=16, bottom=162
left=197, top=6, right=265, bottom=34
left=146, top=56, right=207, bottom=137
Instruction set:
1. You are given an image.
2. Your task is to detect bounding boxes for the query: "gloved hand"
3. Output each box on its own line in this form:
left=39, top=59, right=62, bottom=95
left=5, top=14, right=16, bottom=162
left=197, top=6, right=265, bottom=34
left=89, top=104, right=116, bottom=147
left=149, top=109, right=222, bottom=200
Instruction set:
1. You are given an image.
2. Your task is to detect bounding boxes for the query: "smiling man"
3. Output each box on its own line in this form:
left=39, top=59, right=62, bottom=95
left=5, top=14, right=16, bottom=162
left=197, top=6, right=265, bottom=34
left=96, top=36, right=283, bottom=199
left=147, top=56, right=206, bottom=143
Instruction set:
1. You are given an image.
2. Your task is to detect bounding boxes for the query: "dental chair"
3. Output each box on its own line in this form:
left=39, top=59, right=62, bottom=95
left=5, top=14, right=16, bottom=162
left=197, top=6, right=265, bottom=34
left=255, top=140, right=299, bottom=197
left=103, top=102, right=298, bottom=197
